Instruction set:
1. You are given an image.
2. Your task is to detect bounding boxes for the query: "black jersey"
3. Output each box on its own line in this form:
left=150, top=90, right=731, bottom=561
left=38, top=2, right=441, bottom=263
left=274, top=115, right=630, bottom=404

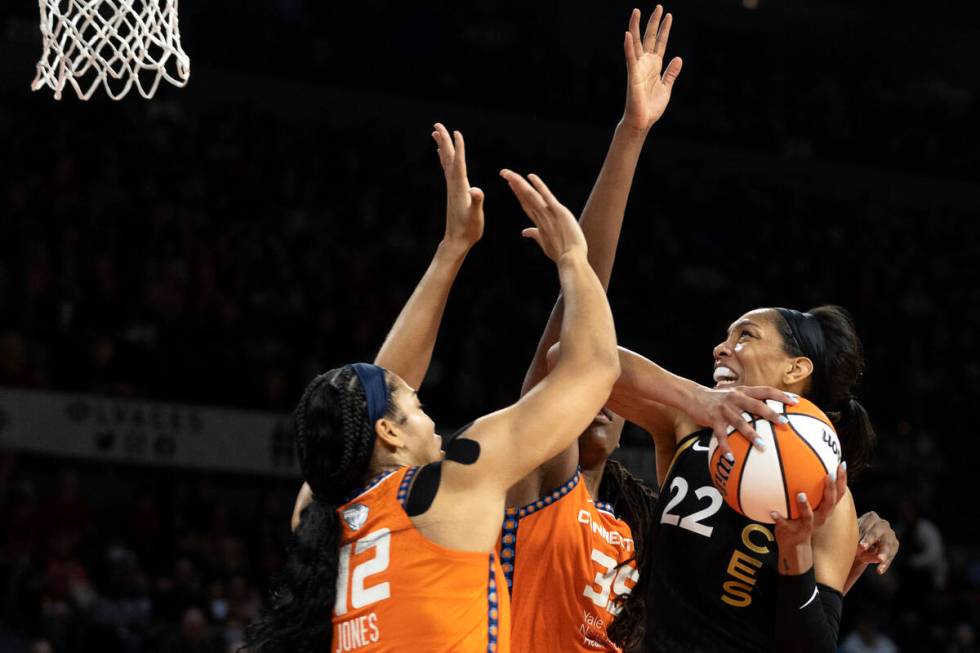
left=648, top=430, right=779, bottom=652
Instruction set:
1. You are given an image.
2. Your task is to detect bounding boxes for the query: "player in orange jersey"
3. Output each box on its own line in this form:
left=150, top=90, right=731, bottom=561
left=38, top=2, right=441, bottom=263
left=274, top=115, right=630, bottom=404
left=246, top=124, right=621, bottom=653
left=499, top=7, right=690, bottom=650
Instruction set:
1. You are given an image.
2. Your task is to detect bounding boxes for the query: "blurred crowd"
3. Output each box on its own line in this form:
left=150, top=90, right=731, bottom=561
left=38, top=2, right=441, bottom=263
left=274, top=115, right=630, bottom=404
left=1, top=1, right=979, bottom=646
left=0, top=458, right=293, bottom=653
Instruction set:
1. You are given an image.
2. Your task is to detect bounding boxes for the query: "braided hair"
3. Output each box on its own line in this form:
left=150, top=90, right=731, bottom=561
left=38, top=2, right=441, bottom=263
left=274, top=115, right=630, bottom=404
left=244, top=366, right=401, bottom=653
left=600, top=459, right=660, bottom=650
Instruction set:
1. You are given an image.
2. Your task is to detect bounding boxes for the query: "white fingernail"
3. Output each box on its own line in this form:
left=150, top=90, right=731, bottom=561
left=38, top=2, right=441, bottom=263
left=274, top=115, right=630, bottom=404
left=841, top=461, right=848, bottom=471
left=754, top=438, right=766, bottom=450
left=777, top=415, right=789, bottom=425
left=724, top=452, right=735, bottom=463
left=770, top=511, right=780, bottom=520
left=797, top=492, right=807, bottom=503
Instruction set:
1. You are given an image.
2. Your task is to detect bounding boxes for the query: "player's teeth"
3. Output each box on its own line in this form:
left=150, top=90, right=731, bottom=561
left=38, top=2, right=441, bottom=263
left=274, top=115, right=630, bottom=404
left=713, top=366, right=737, bottom=383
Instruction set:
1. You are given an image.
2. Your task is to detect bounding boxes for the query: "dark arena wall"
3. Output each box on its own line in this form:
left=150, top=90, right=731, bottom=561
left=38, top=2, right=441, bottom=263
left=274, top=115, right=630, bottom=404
left=0, top=1, right=977, bottom=651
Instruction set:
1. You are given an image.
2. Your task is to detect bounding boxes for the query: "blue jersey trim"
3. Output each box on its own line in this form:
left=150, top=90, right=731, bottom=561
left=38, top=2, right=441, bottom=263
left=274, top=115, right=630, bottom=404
left=499, top=468, right=581, bottom=591
left=341, top=469, right=398, bottom=505
left=396, top=466, right=420, bottom=507
left=487, top=553, right=500, bottom=652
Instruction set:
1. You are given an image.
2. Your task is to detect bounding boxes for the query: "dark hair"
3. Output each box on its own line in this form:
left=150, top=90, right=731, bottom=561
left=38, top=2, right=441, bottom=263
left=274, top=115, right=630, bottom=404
left=244, top=366, right=401, bottom=653
left=600, top=459, right=659, bottom=649
left=773, top=305, right=876, bottom=475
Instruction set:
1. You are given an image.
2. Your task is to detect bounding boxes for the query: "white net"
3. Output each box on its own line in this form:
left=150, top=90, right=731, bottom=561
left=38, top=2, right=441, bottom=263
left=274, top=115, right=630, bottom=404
left=32, top=0, right=190, bottom=101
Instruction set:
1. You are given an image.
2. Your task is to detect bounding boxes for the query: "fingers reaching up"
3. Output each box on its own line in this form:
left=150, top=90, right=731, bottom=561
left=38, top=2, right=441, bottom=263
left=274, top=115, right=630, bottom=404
left=622, top=5, right=684, bottom=132
left=500, top=170, right=587, bottom=262
left=433, top=123, right=484, bottom=249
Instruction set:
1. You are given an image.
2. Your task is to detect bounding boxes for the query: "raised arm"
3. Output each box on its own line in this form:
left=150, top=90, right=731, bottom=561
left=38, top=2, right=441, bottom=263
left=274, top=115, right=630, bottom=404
left=292, top=124, right=481, bottom=530
left=521, top=6, right=682, bottom=397
left=373, top=123, right=484, bottom=388
left=443, top=171, right=619, bottom=495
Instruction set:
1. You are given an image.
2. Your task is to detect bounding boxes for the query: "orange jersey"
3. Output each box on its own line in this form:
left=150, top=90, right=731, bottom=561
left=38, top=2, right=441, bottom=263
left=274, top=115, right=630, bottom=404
left=499, top=471, right=637, bottom=652
left=332, top=466, right=511, bottom=653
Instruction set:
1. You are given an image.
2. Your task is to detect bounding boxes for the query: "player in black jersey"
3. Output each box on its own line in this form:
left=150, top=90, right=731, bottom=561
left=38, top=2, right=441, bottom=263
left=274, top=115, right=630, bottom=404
left=596, top=307, right=881, bottom=652
left=543, top=335, right=897, bottom=651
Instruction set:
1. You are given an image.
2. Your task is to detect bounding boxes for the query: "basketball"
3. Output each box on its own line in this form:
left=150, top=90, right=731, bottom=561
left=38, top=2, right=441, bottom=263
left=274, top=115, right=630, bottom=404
left=708, top=397, right=842, bottom=523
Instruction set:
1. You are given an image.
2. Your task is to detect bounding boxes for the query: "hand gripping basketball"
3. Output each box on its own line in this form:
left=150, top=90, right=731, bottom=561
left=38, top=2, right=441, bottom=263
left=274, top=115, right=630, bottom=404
left=771, top=462, right=848, bottom=548
left=692, top=385, right=799, bottom=460
left=500, top=170, right=587, bottom=263
left=709, top=396, right=846, bottom=523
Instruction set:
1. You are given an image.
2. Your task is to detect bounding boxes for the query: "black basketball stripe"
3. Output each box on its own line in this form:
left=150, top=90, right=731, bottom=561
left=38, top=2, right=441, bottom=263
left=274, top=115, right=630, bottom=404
left=787, top=410, right=834, bottom=431
left=770, top=421, right=791, bottom=519
left=786, top=418, right=832, bottom=475
left=736, top=429, right=752, bottom=516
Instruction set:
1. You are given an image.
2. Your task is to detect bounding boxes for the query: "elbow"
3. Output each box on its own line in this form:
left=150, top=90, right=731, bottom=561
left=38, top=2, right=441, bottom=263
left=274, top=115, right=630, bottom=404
left=545, top=342, right=561, bottom=372
left=592, top=347, right=621, bottom=389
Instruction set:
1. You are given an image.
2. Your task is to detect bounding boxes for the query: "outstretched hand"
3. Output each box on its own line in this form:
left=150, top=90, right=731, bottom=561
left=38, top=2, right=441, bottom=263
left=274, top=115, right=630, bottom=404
left=622, top=5, right=683, bottom=133
left=500, top=170, right=587, bottom=263
left=433, top=123, right=484, bottom=250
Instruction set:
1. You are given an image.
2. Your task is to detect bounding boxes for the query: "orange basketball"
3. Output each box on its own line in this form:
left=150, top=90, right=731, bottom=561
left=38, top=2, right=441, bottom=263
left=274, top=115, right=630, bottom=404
left=708, top=397, right=842, bottom=523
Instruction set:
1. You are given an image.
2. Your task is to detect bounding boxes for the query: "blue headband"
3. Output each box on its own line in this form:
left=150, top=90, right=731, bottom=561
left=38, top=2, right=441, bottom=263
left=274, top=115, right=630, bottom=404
left=350, top=363, right=390, bottom=425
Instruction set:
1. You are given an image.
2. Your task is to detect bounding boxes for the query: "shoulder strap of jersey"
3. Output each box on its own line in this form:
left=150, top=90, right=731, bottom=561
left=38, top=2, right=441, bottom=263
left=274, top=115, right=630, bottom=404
left=664, top=429, right=708, bottom=481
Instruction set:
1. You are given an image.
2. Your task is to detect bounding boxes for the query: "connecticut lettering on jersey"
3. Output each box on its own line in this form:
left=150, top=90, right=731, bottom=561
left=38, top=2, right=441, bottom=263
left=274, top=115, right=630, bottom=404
left=501, top=471, right=637, bottom=653
left=577, top=509, right=634, bottom=552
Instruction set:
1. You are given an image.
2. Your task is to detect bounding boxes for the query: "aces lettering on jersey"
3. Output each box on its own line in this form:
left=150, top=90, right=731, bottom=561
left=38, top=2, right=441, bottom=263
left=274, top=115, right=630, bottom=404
left=334, top=528, right=390, bottom=650
left=666, top=443, right=775, bottom=608
left=720, top=524, right=774, bottom=608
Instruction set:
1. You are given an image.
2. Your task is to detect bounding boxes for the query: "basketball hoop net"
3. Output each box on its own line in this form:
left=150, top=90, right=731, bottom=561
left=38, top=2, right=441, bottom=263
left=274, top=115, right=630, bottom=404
left=32, top=0, right=190, bottom=100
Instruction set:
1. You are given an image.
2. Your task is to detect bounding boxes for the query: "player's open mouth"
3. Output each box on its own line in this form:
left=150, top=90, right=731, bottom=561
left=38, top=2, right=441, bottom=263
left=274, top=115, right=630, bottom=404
left=713, top=366, right=738, bottom=387
left=594, top=407, right=613, bottom=424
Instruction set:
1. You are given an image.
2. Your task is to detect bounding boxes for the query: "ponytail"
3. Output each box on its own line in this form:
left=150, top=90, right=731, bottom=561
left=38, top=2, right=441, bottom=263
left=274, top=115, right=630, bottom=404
left=775, top=305, right=877, bottom=478
left=827, top=396, right=875, bottom=477
left=245, top=366, right=398, bottom=652
left=246, top=497, right=342, bottom=652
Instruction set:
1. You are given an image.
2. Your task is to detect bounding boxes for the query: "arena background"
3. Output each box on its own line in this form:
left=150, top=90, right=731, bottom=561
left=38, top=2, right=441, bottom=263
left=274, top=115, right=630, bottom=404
left=0, top=1, right=977, bottom=651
